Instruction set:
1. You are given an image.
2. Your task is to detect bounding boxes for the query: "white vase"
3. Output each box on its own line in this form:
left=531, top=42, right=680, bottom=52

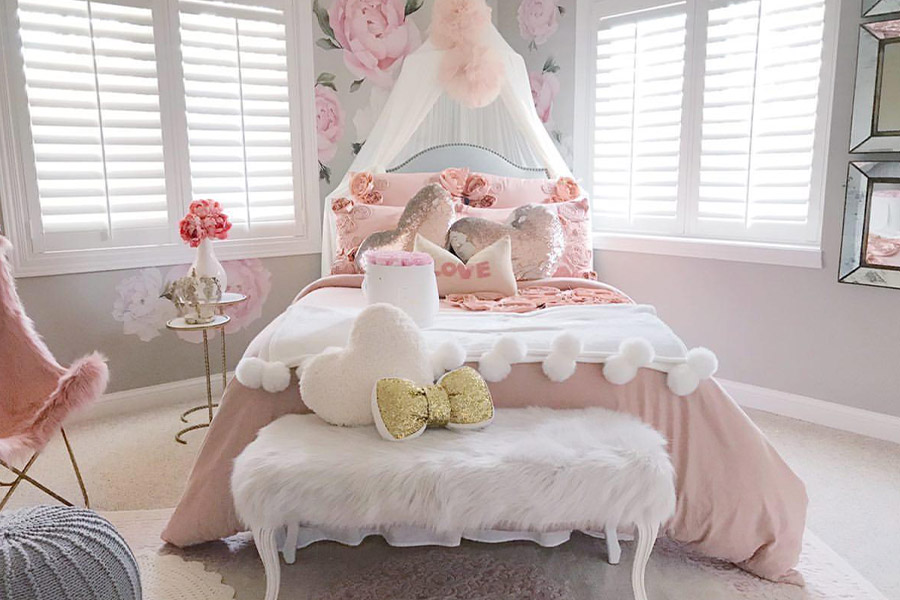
left=191, top=238, right=228, bottom=292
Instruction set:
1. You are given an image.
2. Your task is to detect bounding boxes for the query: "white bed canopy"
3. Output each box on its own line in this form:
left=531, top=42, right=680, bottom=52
left=321, top=2, right=574, bottom=274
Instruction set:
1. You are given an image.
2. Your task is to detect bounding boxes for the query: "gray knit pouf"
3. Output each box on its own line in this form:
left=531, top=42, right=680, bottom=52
left=0, top=505, right=141, bottom=600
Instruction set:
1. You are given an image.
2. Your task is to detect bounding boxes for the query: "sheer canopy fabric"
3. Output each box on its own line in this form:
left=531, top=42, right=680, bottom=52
left=321, top=25, right=573, bottom=274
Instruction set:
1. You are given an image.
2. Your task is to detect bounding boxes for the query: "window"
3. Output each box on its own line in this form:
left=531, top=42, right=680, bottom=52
left=0, top=0, right=319, bottom=276
left=577, top=0, right=837, bottom=252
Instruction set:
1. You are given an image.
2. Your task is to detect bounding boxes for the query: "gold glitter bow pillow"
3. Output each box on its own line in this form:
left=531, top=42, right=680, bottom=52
left=372, top=367, right=494, bottom=441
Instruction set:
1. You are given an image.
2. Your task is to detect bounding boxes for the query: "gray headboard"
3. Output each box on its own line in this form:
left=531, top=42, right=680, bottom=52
left=387, top=143, right=549, bottom=179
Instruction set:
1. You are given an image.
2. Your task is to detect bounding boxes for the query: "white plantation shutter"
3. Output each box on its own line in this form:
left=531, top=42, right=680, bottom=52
left=695, top=0, right=826, bottom=242
left=16, top=0, right=170, bottom=251
left=178, top=0, right=298, bottom=240
left=0, top=0, right=316, bottom=274
left=592, top=5, right=687, bottom=234
left=588, top=0, right=831, bottom=246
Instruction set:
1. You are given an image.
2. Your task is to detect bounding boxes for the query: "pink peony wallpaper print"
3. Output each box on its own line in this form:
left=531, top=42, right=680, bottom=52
left=312, top=0, right=574, bottom=191
left=112, top=259, right=272, bottom=343
left=312, top=0, right=426, bottom=184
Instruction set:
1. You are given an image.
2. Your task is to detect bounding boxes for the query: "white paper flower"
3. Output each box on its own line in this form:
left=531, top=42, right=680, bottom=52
left=112, top=268, right=176, bottom=342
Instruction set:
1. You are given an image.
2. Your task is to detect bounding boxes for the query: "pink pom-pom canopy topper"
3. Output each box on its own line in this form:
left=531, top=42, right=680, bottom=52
left=365, top=250, right=434, bottom=267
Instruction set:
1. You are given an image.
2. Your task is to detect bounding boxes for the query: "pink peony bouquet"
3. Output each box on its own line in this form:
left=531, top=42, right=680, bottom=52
left=179, top=199, right=232, bottom=248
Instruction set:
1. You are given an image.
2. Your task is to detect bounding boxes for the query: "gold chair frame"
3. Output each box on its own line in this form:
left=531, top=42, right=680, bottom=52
left=0, top=428, right=90, bottom=511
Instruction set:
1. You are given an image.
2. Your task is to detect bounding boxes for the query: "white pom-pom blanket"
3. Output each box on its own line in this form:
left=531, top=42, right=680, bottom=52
left=238, top=303, right=717, bottom=396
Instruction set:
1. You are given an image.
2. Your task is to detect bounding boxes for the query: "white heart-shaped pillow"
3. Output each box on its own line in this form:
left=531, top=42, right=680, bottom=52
left=299, top=303, right=433, bottom=426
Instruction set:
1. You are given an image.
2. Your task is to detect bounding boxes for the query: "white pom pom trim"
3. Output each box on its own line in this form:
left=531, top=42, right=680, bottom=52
left=667, top=364, right=700, bottom=396
left=551, top=332, right=582, bottom=359
left=666, top=347, right=718, bottom=396
left=620, top=338, right=655, bottom=367
left=602, top=355, right=637, bottom=386
left=542, top=353, right=577, bottom=383
left=261, top=361, right=292, bottom=393
left=686, top=347, right=718, bottom=379
left=478, top=351, right=511, bottom=382
left=601, top=337, right=655, bottom=386
left=235, top=357, right=265, bottom=389
left=540, top=333, right=582, bottom=383
left=431, top=339, right=467, bottom=379
left=494, top=336, right=527, bottom=363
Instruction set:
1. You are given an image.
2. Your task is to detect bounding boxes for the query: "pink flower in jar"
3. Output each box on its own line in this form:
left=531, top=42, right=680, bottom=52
left=328, top=0, right=422, bottom=88
left=179, top=214, right=204, bottom=248
left=315, top=85, right=345, bottom=163
left=529, top=70, right=560, bottom=124
left=518, top=0, right=560, bottom=47
left=439, top=168, right=470, bottom=197
left=210, top=214, right=231, bottom=240
left=190, top=200, right=211, bottom=218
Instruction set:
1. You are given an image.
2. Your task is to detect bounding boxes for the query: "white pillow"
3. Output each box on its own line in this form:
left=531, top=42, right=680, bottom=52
left=414, top=235, right=517, bottom=297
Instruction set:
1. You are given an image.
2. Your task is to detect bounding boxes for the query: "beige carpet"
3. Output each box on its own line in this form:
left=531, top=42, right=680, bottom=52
left=106, top=509, right=886, bottom=600
left=4, top=402, right=899, bottom=598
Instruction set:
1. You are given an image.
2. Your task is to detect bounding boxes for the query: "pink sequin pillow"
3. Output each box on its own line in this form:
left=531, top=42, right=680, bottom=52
left=460, top=198, right=595, bottom=279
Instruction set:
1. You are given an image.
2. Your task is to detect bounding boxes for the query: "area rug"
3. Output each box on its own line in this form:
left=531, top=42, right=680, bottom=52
left=137, top=553, right=234, bottom=600
left=108, top=510, right=888, bottom=600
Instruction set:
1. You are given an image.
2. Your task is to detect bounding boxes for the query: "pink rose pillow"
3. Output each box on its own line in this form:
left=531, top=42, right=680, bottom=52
left=460, top=198, right=595, bottom=279
left=331, top=200, right=404, bottom=274
left=355, top=169, right=584, bottom=210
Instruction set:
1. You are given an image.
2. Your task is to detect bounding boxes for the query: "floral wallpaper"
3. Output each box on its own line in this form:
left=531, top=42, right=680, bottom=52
left=312, top=0, right=428, bottom=185
left=312, top=0, right=577, bottom=198
left=112, top=259, right=272, bottom=344
left=503, top=0, right=576, bottom=167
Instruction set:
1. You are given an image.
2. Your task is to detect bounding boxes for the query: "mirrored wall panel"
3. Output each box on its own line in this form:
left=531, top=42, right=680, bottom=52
left=863, top=0, right=900, bottom=17
left=840, top=162, right=900, bottom=288
left=850, top=19, right=900, bottom=152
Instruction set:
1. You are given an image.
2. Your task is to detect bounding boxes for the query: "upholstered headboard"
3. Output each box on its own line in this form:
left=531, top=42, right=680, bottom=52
left=387, top=143, right=549, bottom=179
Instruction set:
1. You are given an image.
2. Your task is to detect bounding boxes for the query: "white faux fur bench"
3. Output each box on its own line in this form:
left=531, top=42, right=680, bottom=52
left=232, top=407, right=676, bottom=600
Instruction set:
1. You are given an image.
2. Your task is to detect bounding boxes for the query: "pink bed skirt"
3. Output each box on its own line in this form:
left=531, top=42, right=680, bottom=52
left=162, top=277, right=807, bottom=584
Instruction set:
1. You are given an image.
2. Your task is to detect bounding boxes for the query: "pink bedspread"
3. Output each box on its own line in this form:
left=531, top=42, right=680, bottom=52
left=162, top=276, right=807, bottom=584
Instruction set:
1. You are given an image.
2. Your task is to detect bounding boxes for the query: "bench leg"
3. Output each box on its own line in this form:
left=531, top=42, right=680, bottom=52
left=283, top=522, right=299, bottom=565
left=605, top=524, right=621, bottom=565
left=630, top=522, right=658, bottom=600
left=254, top=527, right=281, bottom=600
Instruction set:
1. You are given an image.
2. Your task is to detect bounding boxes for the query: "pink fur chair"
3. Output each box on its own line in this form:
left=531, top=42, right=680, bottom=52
left=0, top=235, right=108, bottom=510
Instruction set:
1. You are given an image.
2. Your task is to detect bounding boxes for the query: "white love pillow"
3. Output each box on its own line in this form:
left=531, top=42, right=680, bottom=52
left=414, top=235, right=517, bottom=297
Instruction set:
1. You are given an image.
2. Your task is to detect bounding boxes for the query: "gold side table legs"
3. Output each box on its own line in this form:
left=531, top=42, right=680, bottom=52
left=176, top=325, right=227, bottom=444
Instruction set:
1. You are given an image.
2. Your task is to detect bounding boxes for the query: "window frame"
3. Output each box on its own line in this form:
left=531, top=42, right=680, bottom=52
left=0, top=0, right=321, bottom=277
left=573, top=0, right=840, bottom=267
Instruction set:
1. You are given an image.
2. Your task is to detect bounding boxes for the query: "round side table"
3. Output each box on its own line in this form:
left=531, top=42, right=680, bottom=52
left=166, top=292, right=247, bottom=444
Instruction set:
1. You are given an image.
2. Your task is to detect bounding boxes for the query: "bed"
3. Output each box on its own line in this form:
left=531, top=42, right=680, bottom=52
left=162, top=146, right=808, bottom=585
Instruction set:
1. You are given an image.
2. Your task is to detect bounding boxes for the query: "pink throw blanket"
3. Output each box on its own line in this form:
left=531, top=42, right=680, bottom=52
left=163, top=276, right=807, bottom=584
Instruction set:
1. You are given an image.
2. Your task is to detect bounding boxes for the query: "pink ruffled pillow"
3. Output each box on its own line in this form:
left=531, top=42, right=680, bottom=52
left=331, top=200, right=405, bottom=274
left=461, top=198, right=595, bottom=279
left=366, top=170, right=584, bottom=210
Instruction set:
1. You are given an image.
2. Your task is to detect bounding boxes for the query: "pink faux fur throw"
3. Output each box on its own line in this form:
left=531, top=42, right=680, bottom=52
left=0, top=235, right=108, bottom=462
